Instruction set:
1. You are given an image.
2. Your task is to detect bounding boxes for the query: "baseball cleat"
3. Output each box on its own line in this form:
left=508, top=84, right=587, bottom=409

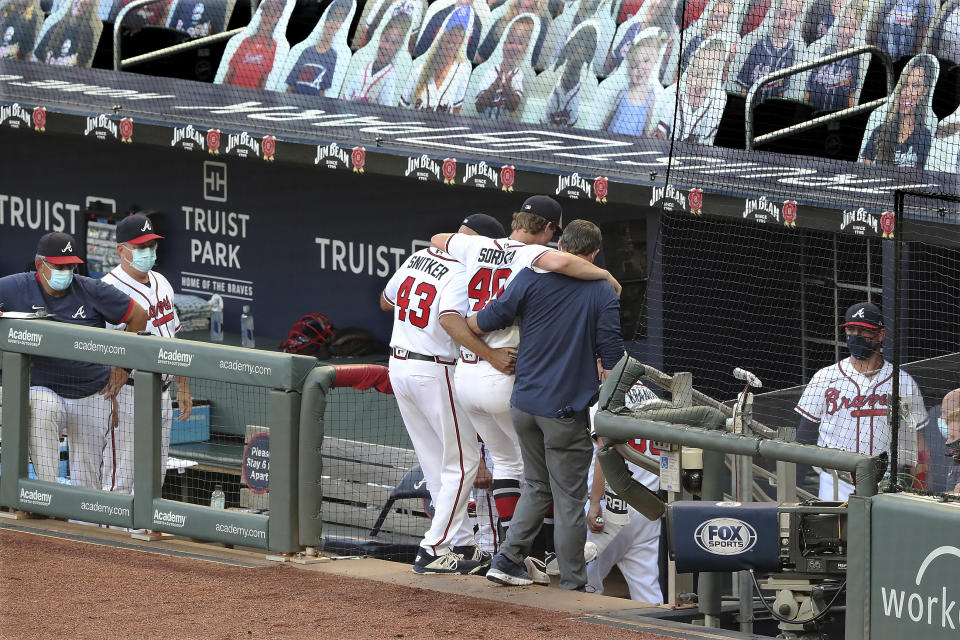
left=486, top=554, right=534, bottom=586
left=453, top=546, right=493, bottom=574
left=412, top=549, right=485, bottom=575
left=545, top=551, right=559, bottom=576
left=523, top=556, right=551, bottom=585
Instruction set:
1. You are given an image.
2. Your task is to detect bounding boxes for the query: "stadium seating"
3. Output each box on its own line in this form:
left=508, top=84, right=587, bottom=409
left=10, top=0, right=960, bottom=174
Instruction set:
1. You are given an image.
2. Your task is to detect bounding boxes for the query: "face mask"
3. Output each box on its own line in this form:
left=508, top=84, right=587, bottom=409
left=846, top=333, right=879, bottom=360
left=127, top=246, right=156, bottom=272
left=45, top=267, right=73, bottom=291
left=939, top=418, right=951, bottom=440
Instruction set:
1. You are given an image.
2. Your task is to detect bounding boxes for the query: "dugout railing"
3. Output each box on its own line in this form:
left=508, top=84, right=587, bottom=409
left=594, top=354, right=881, bottom=637
left=0, top=316, right=322, bottom=553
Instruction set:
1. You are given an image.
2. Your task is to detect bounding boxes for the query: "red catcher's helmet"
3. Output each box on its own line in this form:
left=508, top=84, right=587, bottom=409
left=278, top=313, right=336, bottom=357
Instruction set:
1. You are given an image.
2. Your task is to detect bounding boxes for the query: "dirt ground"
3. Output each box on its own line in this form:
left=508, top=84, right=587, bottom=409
left=0, top=528, right=674, bottom=640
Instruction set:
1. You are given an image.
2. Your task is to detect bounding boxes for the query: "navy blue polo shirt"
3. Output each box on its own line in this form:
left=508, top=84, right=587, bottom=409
left=0, top=272, right=134, bottom=398
left=477, top=268, right=624, bottom=419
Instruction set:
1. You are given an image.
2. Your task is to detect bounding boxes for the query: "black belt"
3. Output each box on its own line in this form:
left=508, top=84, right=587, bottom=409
left=125, top=378, right=172, bottom=392
left=392, top=348, right=456, bottom=365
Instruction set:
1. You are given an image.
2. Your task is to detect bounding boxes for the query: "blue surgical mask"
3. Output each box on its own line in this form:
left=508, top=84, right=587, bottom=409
left=939, top=418, right=951, bottom=440
left=128, top=246, right=156, bottom=272
left=45, top=267, right=73, bottom=291
left=846, top=334, right=879, bottom=360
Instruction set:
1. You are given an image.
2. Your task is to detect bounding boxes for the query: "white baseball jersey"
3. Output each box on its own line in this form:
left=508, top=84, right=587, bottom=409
left=102, top=266, right=181, bottom=493
left=383, top=248, right=468, bottom=359
left=442, top=234, right=552, bottom=353
left=103, top=267, right=181, bottom=338
left=795, top=357, right=927, bottom=456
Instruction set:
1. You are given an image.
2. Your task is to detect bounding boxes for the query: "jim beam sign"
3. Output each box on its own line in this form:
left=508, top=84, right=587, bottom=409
left=743, top=196, right=781, bottom=224
left=171, top=124, right=206, bottom=152
left=841, top=208, right=880, bottom=236
left=556, top=173, right=593, bottom=200
left=651, top=184, right=699, bottom=214
left=224, top=131, right=261, bottom=159
left=0, top=103, right=31, bottom=130
left=83, top=114, right=118, bottom=141
left=463, top=161, right=499, bottom=189
left=314, top=142, right=351, bottom=170
left=405, top=154, right=442, bottom=182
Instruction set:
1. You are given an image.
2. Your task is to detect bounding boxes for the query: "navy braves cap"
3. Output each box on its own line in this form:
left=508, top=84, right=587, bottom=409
left=841, top=302, right=883, bottom=330
left=116, top=213, right=164, bottom=245
left=520, top=195, right=563, bottom=231
left=461, top=213, right=505, bottom=238
left=37, top=231, right=83, bottom=264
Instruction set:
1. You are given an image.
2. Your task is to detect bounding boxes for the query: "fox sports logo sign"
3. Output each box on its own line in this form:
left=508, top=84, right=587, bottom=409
left=694, top=518, right=758, bottom=555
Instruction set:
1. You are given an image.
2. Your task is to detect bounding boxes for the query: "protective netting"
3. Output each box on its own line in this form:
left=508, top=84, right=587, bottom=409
left=320, top=384, right=429, bottom=559
left=164, top=377, right=268, bottom=509
left=2, top=0, right=958, bottom=180
left=650, top=193, right=960, bottom=501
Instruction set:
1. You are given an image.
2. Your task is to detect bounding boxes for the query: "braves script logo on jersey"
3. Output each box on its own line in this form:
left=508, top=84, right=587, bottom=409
left=824, top=388, right=888, bottom=417
left=0, top=103, right=30, bottom=129
left=71, top=306, right=86, bottom=319
left=150, top=297, right=175, bottom=326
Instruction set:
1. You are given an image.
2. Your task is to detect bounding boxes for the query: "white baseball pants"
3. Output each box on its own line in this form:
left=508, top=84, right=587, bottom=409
left=102, top=384, right=173, bottom=493
left=389, top=357, right=478, bottom=553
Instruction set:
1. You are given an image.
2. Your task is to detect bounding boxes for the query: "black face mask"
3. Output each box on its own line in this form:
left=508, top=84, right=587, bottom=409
left=846, top=334, right=880, bottom=360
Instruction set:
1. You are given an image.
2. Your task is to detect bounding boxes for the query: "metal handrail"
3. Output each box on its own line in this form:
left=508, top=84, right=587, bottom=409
left=744, top=45, right=896, bottom=150
left=113, top=0, right=257, bottom=71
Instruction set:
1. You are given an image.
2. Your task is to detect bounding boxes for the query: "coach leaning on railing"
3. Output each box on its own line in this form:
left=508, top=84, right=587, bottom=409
left=0, top=231, right=147, bottom=489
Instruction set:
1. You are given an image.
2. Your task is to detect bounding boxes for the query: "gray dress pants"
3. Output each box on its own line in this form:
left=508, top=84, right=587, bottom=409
left=500, top=407, right=594, bottom=589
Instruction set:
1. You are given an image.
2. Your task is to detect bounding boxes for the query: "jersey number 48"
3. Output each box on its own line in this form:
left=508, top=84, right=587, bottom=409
left=468, top=267, right=511, bottom=311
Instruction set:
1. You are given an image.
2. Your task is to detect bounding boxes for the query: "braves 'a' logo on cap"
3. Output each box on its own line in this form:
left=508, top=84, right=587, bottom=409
left=62, top=242, right=72, bottom=253
left=141, top=220, right=151, bottom=232
left=852, top=308, right=865, bottom=318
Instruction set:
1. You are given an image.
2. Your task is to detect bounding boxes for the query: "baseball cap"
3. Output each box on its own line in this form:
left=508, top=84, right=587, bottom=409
left=37, top=231, right=83, bottom=264
left=841, top=302, right=884, bottom=330
left=116, top=213, right=164, bottom=245
left=461, top=213, right=505, bottom=238
left=520, top=195, right=563, bottom=231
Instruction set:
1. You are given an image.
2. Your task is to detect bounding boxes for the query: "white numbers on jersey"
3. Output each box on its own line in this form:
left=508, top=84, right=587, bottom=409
left=467, top=267, right=512, bottom=311
left=395, top=276, right=437, bottom=329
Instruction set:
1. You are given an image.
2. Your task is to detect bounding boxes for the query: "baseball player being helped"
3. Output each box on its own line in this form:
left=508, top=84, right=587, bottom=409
left=0, top=232, right=147, bottom=488
left=431, top=196, right=621, bottom=544
left=101, top=213, right=192, bottom=494
left=381, top=237, right=517, bottom=574
left=795, top=302, right=927, bottom=500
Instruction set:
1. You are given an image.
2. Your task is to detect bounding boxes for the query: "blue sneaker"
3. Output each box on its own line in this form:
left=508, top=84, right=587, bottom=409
left=486, top=553, right=534, bottom=586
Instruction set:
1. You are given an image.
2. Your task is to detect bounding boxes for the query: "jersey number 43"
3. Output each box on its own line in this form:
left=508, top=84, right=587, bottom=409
left=396, top=276, right=436, bottom=328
